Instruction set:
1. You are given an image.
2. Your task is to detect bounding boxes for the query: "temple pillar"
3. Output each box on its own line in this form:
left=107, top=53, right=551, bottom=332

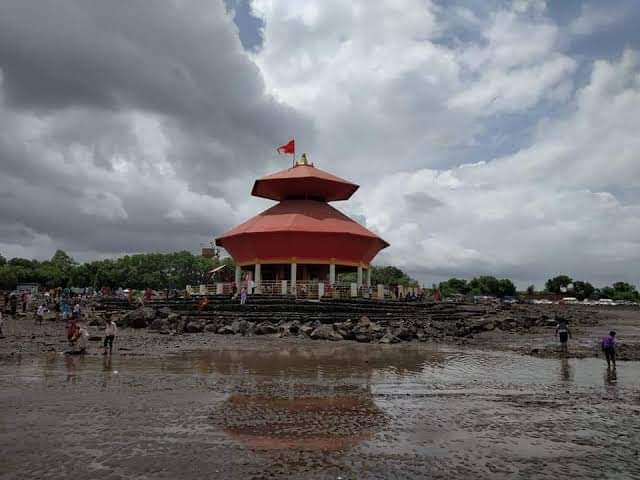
left=235, top=264, right=241, bottom=286
left=366, top=267, right=371, bottom=287
left=329, top=263, right=336, bottom=285
left=357, top=266, right=363, bottom=287
left=290, top=263, right=297, bottom=295
left=255, top=263, right=261, bottom=293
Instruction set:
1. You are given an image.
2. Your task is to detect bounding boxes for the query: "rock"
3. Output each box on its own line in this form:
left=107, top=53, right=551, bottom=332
left=310, top=324, right=343, bottom=341
left=279, top=321, right=300, bottom=337
left=204, top=323, right=219, bottom=332
left=124, top=308, right=149, bottom=329
left=379, top=333, right=401, bottom=344
left=156, top=307, right=172, bottom=319
left=393, top=323, right=414, bottom=341
left=355, top=333, right=373, bottom=343
left=141, top=307, right=156, bottom=322
left=167, top=313, right=180, bottom=324
left=300, top=324, right=314, bottom=336
left=185, top=321, right=204, bottom=333
left=217, top=325, right=235, bottom=335
left=358, top=316, right=371, bottom=328
left=255, top=322, right=278, bottom=335
left=237, top=319, right=250, bottom=335
left=149, top=318, right=169, bottom=331
left=468, top=318, right=496, bottom=332
left=176, top=317, right=186, bottom=334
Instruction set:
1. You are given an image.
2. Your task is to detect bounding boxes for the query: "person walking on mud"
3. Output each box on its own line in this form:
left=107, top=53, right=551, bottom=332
left=555, top=316, right=571, bottom=354
left=601, top=331, right=617, bottom=369
left=35, top=303, right=46, bottom=326
left=103, top=318, right=118, bottom=355
left=9, top=294, right=18, bottom=318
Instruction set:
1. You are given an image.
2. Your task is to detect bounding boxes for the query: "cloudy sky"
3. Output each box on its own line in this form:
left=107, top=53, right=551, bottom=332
left=1, top=0, right=639, bottom=288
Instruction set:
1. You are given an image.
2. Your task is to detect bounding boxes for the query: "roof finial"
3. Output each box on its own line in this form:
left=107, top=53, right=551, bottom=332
left=296, top=153, right=313, bottom=166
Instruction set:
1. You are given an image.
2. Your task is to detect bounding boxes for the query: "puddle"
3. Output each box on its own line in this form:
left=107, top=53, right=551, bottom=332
left=1, top=344, right=639, bottom=479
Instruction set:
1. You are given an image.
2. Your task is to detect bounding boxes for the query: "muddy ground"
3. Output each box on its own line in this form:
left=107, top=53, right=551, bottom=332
left=1, top=306, right=639, bottom=479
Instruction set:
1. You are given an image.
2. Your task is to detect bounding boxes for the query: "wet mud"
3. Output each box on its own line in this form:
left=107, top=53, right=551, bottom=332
left=1, top=340, right=639, bottom=479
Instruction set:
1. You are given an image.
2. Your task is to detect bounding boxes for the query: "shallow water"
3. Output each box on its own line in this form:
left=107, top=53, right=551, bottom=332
left=1, top=343, right=639, bottom=479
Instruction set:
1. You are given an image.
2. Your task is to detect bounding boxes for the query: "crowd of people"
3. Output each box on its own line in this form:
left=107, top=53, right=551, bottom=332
left=1, top=288, right=117, bottom=355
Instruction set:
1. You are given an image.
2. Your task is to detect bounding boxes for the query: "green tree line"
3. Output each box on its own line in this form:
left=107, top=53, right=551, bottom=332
left=0, top=250, right=232, bottom=290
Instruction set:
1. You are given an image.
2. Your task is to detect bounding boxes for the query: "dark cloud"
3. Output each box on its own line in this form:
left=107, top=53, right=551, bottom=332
left=0, top=0, right=313, bottom=260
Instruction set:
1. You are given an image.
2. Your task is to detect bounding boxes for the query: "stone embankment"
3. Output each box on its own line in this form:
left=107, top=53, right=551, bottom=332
left=94, top=296, right=599, bottom=344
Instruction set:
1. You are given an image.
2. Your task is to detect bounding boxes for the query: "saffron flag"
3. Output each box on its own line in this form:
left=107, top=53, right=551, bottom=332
left=277, top=139, right=295, bottom=155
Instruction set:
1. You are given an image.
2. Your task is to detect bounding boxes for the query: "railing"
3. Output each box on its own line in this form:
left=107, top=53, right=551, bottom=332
left=186, top=281, right=423, bottom=300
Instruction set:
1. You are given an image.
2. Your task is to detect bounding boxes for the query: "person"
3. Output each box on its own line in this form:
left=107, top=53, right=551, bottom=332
left=240, top=286, right=247, bottom=305
left=69, top=324, right=89, bottom=354
left=555, top=316, right=571, bottom=353
left=35, top=303, right=46, bottom=325
left=9, top=294, right=18, bottom=318
left=601, top=331, right=617, bottom=369
left=67, top=317, right=79, bottom=346
left=21, top=292, right=27, bottom=313
left=53, top=300, right=61, bottom=321
left=73, top=302, right=81, bottom=321
left=103, top=318, right=118, bottom=355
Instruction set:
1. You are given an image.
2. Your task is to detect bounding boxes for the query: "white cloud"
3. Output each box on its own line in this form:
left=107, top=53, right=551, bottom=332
left=358, top=50, right=640, bottom=286
left=570, top=3, right=628, bottom=36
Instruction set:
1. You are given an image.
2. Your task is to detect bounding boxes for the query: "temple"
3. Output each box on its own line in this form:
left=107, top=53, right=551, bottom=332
left=215, top=155, right=389, bottom=295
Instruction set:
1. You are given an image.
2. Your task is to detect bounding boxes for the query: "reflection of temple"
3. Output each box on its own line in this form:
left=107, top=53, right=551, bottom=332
left=215, top=157, right=389, bottom=293
left=201, top=345, right=444, bottom=470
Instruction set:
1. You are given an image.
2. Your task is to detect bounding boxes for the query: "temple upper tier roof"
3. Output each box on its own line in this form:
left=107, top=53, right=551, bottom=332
left=251, top=164, right=358, bottom=202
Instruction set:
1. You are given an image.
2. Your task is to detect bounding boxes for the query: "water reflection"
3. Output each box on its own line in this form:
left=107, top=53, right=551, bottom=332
left=558, top=357, right=574, bottom=382
left=166, top=344, right=446, bottom=381
left=64, top=355, right=81, bottom=383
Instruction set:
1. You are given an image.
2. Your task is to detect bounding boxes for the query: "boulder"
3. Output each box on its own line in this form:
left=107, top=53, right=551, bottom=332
left=149, top=318, right=169, bottom=331
left=310, top=324, right=343, bottom=341
left=255, top=322, right=278, bottom=335
left=300, top=324, right=315, bottom=336
left=204, top=323, right=219, bottom=332
left=124, top=308, right=149, bottom=329
left=141, top=307, right=156, bottom=322
left=156, top=307, right=172, bottom=319
left=379, top=333, right=401, bottom=344
left=217, top=325, right=235, bottom=335
left=167, top=313, right=180, bottom=324
left=354, top=333, right=373, bottom=343
left=185, top=321, right=204, bottom=333
left=279, top=321, right=300, bottom=337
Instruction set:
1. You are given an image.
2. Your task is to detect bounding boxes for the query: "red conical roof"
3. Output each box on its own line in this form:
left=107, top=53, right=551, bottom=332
left=251, top=164, right=358, bottom=202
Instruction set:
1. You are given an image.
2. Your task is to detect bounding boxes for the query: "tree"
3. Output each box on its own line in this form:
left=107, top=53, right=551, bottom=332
left=545, top=275, right=573, bottom=294
left=370, top=266, right=418, bottom=287
left=526, top=285, right=535, bottom=296
left=572, top=281, right=595, bottom=300
left=438, top=278, right=470, bottom=297
left=0, top=254, right=6, bottom=266
left=467, top=276, right=515, bottom=298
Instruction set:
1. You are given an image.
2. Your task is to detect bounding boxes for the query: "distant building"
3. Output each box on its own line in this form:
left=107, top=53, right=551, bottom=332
left=16, top=283, right=39, bottom=295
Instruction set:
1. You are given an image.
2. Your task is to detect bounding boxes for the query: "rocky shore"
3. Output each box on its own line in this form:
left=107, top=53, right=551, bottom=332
left=2, top=298, right=638, bottom=361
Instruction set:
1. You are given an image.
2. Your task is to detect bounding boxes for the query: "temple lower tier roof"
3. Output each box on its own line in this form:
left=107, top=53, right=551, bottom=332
left=215, top=199, right=388, bottom=266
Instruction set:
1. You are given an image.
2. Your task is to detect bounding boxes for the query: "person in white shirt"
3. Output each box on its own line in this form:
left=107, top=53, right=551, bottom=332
left=103, top=318, right=118, bottom=355
left=35, top=304, right=47, bottom=325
